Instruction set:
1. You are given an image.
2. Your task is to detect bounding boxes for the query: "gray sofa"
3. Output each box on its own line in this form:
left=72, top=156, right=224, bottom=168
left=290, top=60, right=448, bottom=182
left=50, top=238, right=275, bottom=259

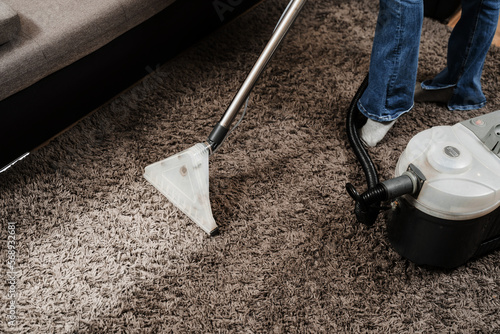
left=0, top=0, right=262, bottom=170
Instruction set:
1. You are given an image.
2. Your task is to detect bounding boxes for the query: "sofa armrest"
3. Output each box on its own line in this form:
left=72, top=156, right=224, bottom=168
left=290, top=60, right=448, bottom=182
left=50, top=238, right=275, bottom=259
left=0, top=1, right=20, bottom=45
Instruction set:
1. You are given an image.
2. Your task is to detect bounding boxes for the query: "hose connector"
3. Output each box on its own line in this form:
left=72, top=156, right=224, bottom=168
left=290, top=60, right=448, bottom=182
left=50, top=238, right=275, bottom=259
left=346, top=164, right=426, bottom=225
left=207, top=122, right=229, bottom=154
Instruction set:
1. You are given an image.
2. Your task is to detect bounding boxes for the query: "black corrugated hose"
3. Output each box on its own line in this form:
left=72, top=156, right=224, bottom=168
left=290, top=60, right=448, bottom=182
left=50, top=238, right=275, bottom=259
left=345, top=74, right=384, bottom=226
left=345, top=74, right=420, bottom=226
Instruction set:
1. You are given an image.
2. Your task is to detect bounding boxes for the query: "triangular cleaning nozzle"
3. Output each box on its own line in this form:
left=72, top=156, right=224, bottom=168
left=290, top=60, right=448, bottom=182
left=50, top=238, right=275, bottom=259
left=144, top=143, right=218, bottom=235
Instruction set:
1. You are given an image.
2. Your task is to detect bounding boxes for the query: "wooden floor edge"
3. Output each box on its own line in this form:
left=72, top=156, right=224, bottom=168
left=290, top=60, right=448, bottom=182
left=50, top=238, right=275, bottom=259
left=448, top=10, right=500, bottom=47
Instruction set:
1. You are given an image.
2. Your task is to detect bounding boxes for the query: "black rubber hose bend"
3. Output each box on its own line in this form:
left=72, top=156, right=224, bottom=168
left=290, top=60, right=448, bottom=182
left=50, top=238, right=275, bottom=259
left=345, top=74, right=382, bottom=226
left=346, top=173, right=417, bottom=220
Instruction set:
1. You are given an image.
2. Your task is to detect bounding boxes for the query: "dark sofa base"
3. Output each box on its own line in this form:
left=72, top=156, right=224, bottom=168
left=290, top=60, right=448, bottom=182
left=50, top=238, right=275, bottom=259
left=0, top=0, right=263, bottom=170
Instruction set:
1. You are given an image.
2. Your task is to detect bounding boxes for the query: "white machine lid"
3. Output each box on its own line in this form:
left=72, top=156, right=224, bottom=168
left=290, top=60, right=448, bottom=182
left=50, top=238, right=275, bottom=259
left=396, top=111, right=500, bottom=220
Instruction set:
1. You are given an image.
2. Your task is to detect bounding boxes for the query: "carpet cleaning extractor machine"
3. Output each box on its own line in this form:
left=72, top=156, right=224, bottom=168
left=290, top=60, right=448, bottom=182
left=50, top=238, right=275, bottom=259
left=346, top=76, right=500, bottom=268
left=143, top=0, right=500, bottom=268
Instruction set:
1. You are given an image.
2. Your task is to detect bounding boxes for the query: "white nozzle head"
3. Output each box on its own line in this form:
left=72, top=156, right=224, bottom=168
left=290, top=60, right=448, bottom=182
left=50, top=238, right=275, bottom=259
left=144, top=143, right=218, bottom=235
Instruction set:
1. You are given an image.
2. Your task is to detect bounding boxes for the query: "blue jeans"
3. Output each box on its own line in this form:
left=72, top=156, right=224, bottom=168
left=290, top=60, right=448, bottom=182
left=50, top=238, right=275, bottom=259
left=358, top=0, right=500, bottom=121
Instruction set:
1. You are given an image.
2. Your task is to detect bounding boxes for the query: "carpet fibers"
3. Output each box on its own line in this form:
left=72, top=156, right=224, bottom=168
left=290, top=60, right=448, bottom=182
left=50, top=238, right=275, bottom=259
left=2, top=0, right=500, bottom=332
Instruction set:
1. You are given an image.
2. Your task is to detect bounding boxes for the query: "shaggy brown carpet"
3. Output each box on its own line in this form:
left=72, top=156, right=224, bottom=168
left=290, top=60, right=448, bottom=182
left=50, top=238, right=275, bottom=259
left=2, top=0, right=500, bottom=332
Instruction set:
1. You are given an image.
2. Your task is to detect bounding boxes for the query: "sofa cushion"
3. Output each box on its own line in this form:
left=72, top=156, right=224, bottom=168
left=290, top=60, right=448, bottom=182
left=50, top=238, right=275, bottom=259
left=0, top=1, right=20, bottom=45
left=0, top=0, right=175, bottom=102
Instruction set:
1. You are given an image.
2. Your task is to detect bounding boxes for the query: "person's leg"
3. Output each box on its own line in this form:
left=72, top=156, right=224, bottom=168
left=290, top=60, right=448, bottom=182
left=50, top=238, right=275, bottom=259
left=358, top=0, right=424, bottom=146
left=420, top=0, right=500, bottom=110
